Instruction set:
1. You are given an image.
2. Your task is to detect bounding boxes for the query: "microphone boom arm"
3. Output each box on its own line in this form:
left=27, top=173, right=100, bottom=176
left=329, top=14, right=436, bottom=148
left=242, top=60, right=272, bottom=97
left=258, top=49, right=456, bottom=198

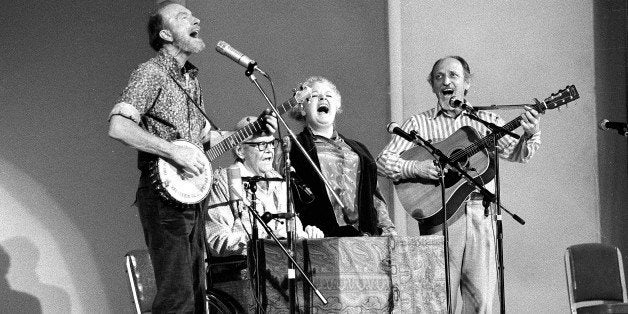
left=246, top=74, right=348, bottom=212
left=244, top=72, right=329, bottom=306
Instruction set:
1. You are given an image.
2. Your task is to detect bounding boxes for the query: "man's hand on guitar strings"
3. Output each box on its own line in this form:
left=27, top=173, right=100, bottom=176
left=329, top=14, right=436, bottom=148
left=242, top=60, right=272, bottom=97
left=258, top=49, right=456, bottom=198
left=259, top=108, right=278, bottom=134
left=520, top=106, right=540, bottom=136
left=412, top=160, right=447, bottom=180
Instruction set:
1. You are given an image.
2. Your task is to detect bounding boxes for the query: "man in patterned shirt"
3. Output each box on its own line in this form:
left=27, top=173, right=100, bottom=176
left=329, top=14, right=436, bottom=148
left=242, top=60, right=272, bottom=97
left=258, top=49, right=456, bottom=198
left=108, top=2, right=276, bottom=313
left=377, top=56, right=541, bottom=313
left=289, top=76, right=396, bottom=237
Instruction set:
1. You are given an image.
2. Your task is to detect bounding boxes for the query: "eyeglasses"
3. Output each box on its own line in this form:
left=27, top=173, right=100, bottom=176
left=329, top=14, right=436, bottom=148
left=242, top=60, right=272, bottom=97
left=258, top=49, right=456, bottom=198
left=242, top=139, right=279, bottom=151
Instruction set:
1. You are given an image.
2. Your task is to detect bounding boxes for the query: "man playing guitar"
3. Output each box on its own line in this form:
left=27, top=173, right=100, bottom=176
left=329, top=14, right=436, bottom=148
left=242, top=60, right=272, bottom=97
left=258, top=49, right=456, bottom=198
left=377, top=56, right=541, bottom=313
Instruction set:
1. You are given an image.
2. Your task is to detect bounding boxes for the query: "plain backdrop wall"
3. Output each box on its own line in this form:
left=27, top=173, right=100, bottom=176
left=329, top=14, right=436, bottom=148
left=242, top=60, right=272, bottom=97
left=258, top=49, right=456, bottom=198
left=0, top=0, right=625, bottom=313
left=595, top=1, right=628, bottom=262
left=388, top=0, right=627, bottom=313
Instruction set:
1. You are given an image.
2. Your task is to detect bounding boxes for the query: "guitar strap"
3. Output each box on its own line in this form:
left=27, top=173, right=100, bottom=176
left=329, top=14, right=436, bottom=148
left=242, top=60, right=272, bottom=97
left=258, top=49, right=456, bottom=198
left=168, top=73, right=221, bottom=133
left=146, top=59, right=222, bottom=135
left=140, top=88, right=177, bottom=131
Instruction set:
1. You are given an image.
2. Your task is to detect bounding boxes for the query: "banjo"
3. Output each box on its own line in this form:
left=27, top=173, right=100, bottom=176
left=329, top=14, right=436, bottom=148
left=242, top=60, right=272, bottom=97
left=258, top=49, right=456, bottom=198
left=149, top=88, right=311, bottom=206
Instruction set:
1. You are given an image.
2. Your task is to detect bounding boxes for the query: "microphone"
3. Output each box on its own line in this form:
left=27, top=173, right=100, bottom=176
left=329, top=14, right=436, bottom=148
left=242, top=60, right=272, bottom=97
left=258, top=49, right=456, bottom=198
left=599, top=119, right=628, bottom=136
left=283, top=136, right=291, bottom=151
left=261, top=212, right=295, bottom=224
left=215, top=41, right=267, bottom=76
left=449, top=97, right=476, bottom=113
left=449, top=97, right=463, bottom=108
left=241, top=176, right=284, bottom=182
left=226, top=165, right=250, bottom=208
left=290, top=167, right=315, bottom=203
left=387, top=122, right=416, bottom=143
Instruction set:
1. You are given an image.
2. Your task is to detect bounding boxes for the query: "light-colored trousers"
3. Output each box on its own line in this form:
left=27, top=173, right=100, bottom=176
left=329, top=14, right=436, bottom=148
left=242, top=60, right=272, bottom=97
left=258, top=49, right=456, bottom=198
left=430, top=199, right=497, bottom=314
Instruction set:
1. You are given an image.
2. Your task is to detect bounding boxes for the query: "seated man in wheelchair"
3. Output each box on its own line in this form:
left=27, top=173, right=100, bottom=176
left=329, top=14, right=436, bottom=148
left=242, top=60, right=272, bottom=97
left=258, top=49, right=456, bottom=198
left=205, top=115, right=323, bottom=264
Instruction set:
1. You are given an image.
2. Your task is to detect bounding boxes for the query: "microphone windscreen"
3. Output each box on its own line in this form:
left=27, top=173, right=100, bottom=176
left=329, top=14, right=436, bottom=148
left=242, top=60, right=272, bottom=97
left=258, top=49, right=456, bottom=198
left=226, top=165, right=243, bottom=202
left=215, top=41, right=228, bottom=53
left=282, top=136, right=291, bottom=151
left=449, top=97, right=462, bottom=108
left=386, top=122, right=399, bottom=134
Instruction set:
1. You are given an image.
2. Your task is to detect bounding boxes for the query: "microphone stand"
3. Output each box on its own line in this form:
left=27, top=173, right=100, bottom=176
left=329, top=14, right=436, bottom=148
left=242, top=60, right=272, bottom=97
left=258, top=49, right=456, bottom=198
left=244, top=70, right=328, bottom=311
left=245, top=180, right=263, bottom=314
left=462, top=110, right=528, bottom=313
left=245, top=73, right=346, bottom=212
left=492, top=132, right=506, bottom=314
left=405, top=130, right=498, bottom=314
left=464, top=111, right=520, bottom=140
left=282, top=136, right=297, bottom=314
left=241, top=180, right=326, bottom=312
left=435, top=156, right=452, bottom=314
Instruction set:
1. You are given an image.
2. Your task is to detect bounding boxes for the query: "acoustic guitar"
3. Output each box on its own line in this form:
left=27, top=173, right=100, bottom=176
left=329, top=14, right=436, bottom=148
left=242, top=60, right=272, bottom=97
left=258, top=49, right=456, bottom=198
left=394, top=85, right=579, bottom=227
left=149, top=88, right=311, bottom=207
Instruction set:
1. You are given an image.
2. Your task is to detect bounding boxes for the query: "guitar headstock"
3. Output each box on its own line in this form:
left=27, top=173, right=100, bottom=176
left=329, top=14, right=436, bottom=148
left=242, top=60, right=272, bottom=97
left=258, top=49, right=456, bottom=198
left=293, top=85, right=312, bottom=104
left=534, top=85, right=580, bottom=113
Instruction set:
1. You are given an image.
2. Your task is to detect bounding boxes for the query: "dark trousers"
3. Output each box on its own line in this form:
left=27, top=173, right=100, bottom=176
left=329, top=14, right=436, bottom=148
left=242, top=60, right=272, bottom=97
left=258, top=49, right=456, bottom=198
left=136, top=173, right=206, bottom=314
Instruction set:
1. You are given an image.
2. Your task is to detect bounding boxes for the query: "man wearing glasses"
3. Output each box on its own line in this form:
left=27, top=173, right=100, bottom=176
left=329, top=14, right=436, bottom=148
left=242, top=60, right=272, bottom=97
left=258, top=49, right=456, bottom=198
left=205, top=116, right=323, bottom=259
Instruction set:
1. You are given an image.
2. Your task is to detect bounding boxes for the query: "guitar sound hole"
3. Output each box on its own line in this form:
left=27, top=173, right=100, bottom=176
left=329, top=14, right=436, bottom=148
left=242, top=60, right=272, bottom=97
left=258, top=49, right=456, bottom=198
left=443, top=149, right=469, bottom=188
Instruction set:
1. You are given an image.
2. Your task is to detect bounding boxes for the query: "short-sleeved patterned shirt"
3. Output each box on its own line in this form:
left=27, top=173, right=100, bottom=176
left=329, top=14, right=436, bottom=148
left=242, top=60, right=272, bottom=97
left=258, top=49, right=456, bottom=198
left=111, top=50, right=211, bottom=167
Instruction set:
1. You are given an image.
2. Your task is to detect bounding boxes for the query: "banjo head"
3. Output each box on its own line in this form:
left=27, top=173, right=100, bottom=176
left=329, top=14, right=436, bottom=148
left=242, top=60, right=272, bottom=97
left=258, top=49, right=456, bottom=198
left=154, top=140, right=213, bottom=205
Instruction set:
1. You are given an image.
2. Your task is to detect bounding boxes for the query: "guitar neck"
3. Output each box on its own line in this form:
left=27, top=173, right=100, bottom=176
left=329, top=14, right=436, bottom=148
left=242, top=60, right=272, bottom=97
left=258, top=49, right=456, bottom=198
left=461, top=114, right=524, bottom=159
left=460, top=85, right=579, bottom=160
left=205, top=97, right=300, bottom=161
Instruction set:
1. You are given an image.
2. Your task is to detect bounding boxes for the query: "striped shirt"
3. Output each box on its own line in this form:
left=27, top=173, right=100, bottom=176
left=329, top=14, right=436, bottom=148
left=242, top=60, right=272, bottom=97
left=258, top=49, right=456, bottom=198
left=377, top=104, right=541, bottom=183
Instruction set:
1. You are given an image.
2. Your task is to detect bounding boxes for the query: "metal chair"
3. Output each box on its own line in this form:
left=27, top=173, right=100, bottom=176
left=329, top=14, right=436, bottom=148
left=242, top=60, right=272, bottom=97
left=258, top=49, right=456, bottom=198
left=565, top=243, right=628, bottom=313
left=125, top=249, right=244, bottom=313
left=125, top=249, right=156, bottom=314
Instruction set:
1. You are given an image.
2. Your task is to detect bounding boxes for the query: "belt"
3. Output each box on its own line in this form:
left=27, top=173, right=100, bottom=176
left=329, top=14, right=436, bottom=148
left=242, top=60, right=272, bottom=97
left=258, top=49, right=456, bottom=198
left=468, top=192, right=485, bottom=201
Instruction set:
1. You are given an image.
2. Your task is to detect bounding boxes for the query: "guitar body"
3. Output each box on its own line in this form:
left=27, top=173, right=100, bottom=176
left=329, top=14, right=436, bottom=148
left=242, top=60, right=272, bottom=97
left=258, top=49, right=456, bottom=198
left=150, top=140, right=213, bottom=206
left=395, top=126, right=495, bottom=227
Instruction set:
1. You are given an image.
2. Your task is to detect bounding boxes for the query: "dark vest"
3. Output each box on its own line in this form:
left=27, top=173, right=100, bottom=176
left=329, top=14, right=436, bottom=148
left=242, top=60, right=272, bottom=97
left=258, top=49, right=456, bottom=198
left=290, top=128, right=381, bottom=237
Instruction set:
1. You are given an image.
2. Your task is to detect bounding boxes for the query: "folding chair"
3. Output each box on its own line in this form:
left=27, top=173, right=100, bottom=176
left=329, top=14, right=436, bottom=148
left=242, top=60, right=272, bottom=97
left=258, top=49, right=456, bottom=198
left=565, top=243, right=628, bottom=313
left=125, top=249, right=243, bottom=313
left=125, top=249, right=156, bottom=314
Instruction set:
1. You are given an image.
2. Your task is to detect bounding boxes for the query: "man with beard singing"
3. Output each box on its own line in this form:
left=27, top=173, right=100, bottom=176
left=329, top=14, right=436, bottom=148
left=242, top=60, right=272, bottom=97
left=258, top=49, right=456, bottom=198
left=108, top=2, right=276, bottom=312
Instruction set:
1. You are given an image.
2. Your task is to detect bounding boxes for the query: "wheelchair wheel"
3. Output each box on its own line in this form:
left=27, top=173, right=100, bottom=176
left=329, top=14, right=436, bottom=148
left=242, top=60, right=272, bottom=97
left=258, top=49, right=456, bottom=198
left=206, top=288, right=246, bottom=314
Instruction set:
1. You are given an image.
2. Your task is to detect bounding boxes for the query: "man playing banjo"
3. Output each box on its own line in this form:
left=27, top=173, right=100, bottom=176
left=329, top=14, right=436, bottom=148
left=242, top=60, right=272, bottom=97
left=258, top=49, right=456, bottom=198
left=108, top=2, right=276, bottom=313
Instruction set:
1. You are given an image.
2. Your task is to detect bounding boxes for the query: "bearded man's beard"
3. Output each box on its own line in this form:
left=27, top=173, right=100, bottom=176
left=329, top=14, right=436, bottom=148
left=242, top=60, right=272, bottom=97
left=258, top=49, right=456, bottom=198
left=173, top=33, right=206, bottom=54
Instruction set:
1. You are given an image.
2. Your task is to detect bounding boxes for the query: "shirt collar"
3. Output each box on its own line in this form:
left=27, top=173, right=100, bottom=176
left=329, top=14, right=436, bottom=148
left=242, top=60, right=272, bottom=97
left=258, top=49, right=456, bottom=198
left=157, top=49, right=199, bottom=79
left=430, top=101, right=469, bottom=120
left=310, top=128, right=341, bottom=142
left=234, top=161, right=282, bottom=179
left=181, top=62, right=199, bottom=79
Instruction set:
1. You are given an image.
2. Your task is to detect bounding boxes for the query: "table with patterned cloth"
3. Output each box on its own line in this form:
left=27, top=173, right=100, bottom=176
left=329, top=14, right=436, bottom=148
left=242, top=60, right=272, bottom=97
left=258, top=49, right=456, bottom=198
left=243, top=235, right=446, bottom=313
